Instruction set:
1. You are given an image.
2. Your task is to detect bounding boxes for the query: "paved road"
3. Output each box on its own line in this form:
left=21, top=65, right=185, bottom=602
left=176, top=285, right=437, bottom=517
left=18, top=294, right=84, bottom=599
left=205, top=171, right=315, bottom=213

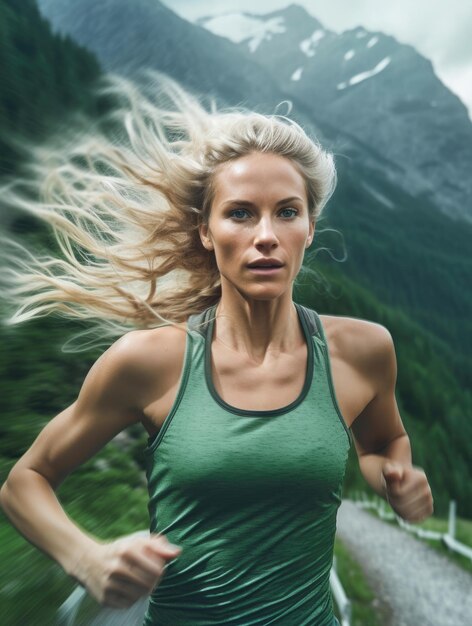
left=336, top=500, right=472, bottom=626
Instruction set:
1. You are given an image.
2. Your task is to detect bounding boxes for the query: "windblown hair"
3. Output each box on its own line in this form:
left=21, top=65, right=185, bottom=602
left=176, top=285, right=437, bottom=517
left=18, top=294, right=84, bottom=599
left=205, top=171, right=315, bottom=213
left=1, top=70, right=337, bottom=346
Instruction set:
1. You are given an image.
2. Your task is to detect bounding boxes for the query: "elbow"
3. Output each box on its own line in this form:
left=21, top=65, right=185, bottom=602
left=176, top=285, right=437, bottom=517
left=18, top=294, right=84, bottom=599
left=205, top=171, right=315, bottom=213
left=0, top=476, right=13, bottom=515
left=1, top=466, right=39, bottom=512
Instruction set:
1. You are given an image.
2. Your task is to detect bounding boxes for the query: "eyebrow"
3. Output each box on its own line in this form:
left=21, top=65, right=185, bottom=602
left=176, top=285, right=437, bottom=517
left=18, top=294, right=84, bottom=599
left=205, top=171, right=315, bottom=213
left=222, top=196, right=304, bottom=207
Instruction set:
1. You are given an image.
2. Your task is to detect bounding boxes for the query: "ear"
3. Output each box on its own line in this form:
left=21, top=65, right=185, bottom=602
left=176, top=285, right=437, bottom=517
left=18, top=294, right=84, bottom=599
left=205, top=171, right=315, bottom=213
left=306, top=220, right=315, bottom=248
left=199, top=223, right=214, bottom=251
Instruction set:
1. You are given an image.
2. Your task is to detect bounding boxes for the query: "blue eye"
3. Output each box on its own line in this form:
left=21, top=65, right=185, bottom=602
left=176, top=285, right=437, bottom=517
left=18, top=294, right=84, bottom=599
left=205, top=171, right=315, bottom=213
left=230, top=209, right=250, bottom=220
left=229, top=207, right=298, bottom=220
left=280, top=208, right=298, bottom=218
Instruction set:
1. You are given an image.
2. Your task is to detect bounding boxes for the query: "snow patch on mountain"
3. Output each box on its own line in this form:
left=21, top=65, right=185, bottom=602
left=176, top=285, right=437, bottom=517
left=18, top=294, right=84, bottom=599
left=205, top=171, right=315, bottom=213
left=248, top=17, right=286, bottom=52
left=337, top=57, right=391, bottom=90
left=291, top=67, right=303, bottom=81
left=300, top=29, right=325, bottom=57
left=197, top=12, right=286, bottom=52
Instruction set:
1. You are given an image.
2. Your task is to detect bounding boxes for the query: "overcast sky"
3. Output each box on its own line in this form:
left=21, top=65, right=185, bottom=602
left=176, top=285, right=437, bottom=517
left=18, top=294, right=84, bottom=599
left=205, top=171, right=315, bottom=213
left=162, top=0, right=472, bottom=120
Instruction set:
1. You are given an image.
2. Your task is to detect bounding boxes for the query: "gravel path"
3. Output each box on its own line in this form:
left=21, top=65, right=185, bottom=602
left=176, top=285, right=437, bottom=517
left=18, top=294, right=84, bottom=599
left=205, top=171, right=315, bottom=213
left=336, top=500, right=472, bottom=626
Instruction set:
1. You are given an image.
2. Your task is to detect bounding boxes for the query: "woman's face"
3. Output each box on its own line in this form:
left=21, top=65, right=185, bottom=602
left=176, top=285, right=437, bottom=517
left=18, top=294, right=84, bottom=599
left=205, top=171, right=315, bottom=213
left=199, top=152, right=315, bottom=302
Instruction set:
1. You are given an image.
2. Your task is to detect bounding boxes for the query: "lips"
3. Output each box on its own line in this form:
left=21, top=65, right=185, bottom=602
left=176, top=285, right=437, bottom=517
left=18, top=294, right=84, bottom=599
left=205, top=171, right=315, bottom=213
left=247, top=258, right=284, bottom=268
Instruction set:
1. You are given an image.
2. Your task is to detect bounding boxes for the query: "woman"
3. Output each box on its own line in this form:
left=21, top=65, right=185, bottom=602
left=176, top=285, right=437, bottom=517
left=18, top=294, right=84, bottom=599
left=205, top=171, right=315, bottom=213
left=0, top=72, right=433, bottom=625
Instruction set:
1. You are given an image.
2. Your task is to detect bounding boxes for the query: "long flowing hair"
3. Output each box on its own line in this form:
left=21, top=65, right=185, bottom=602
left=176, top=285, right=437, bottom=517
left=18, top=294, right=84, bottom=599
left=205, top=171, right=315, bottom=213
left=1, top=70, right=337, bottom=348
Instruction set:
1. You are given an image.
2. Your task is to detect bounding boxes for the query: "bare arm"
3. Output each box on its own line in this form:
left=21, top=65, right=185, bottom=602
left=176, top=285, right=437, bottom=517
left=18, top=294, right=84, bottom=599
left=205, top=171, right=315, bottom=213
left=351, top=324, right=433, bottom=522
left=0, top=330, right=182, bottom=607
left=0, top=405, right=107, bottom=577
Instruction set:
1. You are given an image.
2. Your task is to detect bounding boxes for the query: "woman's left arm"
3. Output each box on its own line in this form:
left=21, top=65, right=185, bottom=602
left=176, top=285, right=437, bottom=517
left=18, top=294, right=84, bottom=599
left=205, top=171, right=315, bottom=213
left=350, top=324, right=434, bottom=523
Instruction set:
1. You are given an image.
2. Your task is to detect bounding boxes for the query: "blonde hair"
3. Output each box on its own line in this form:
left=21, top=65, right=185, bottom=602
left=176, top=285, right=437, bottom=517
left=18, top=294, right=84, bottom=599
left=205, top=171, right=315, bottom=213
left=1, top=70, right=337, bottom=346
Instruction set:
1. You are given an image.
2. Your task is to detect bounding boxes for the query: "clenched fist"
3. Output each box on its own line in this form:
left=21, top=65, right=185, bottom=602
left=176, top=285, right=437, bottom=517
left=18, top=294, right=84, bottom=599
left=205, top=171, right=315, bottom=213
left=381, top=462, right=434, bottom=523
left=75, top=532, right=182, bottom=609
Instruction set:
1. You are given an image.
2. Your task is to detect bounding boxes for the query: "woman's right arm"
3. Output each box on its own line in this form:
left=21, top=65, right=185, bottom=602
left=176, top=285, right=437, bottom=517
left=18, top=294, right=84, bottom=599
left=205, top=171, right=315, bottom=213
left=0, top=330, right=182, bottom=608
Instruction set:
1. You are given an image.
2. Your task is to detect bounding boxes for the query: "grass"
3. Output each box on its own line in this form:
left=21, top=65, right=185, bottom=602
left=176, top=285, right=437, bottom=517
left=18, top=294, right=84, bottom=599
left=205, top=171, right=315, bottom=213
left=332, top=537, right=383, bottom=626
left=0, top=521, right=75, bottom=626
left=0, top=441, right=150, bottom=626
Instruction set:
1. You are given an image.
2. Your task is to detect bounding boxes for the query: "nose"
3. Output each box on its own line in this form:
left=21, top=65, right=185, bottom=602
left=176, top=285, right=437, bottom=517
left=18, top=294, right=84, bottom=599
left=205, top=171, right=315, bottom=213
left=254, top=217, right=279, bottom=250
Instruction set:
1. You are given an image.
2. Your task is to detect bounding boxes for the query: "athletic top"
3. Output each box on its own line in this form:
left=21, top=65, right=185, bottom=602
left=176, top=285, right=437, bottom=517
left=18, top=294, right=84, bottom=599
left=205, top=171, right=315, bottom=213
left=142, top=302, right=352, bottom=626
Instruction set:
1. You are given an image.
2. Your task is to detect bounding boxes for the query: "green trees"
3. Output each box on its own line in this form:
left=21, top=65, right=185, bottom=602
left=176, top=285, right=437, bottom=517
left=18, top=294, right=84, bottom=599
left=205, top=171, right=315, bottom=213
left=0, top=0, right=101, bottom=176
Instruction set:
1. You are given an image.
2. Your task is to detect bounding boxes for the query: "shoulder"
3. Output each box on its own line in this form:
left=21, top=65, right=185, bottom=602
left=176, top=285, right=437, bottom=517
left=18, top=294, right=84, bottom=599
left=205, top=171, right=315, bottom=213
left=81, top=323, right=188, bottom=412
left=318, top=313, right=392, bottom=348
left=83, top=324, right=186, bottom=399
left=107, top=323, right=188, bottom=381
left=319, top=314, right=396, bottom=384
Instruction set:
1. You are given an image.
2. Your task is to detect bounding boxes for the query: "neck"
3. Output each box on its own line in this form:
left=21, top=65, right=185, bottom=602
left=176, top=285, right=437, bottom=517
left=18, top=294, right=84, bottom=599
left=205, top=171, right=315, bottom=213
left=214, top=288, right=303, bottom=363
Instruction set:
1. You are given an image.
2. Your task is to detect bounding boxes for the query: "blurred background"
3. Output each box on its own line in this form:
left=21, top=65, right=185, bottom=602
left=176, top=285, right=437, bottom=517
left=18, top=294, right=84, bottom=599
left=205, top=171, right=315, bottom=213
left=0, top=1, right=471, bottom=624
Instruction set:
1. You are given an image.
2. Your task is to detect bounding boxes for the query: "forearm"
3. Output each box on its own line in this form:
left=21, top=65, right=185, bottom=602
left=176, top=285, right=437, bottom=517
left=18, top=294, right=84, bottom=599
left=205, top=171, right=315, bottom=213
left=0, top=469, right=100, bottom=579
left=358, top=433, right=412, bottom=498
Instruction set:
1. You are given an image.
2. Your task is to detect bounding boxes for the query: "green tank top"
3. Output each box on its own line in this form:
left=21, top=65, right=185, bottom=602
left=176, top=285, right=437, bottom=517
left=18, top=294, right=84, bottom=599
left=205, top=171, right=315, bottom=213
left=142, top=302, right=352, bottom=626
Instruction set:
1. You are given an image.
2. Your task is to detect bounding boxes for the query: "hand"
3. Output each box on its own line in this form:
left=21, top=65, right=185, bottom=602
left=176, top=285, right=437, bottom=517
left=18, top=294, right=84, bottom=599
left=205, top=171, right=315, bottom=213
left=380, top=461, right=434, bottom=523
left=75, top=533, right=182, bottom=609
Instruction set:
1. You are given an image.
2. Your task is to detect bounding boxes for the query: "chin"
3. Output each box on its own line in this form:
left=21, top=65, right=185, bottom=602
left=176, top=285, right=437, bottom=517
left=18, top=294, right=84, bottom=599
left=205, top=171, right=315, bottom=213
left=220, top=273, right=293, bottom=301
left=238, top=285, right=291, bottom=302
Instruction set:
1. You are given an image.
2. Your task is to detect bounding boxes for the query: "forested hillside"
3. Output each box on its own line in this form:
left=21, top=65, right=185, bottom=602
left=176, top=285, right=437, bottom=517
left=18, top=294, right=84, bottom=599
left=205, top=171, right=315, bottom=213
left=0, top=0, right=101, bottom=177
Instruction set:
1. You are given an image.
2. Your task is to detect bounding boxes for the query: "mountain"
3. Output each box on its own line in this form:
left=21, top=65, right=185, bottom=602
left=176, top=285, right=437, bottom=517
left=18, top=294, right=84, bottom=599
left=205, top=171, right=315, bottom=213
left=36, top=0, right=285, bottom=112
left=199, top=4, right=472, bottom=225
left=35, top=0, right=472, bottom=363
left=196, top=4, right=327, bottom=57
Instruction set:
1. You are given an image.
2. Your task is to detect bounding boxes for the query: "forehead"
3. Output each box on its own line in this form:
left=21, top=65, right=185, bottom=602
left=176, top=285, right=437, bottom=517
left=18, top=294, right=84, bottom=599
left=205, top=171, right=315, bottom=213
left=211, top=153, right=307, bottom=205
